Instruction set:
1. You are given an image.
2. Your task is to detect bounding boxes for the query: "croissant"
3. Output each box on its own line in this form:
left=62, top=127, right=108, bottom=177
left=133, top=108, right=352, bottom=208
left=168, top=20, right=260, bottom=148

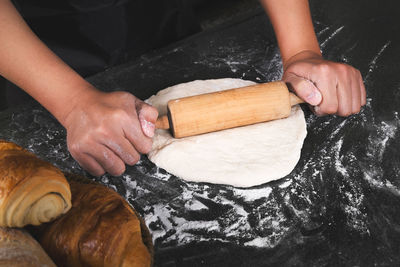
left=31, top=174, right=153, bottom=267
left=0, top=226, right=56, bottom=266
left=0, top=140, right=71, bottom=227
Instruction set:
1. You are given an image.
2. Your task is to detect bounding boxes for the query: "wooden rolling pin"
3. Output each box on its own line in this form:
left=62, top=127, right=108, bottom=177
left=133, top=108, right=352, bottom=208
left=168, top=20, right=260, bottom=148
left=155, top=81, right=304, bottom=138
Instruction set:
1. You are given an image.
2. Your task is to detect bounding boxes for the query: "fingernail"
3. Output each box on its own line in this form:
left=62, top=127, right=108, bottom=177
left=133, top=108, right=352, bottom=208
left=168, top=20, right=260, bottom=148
left=140, top=116, right=155, bottom=138
left=306, top=90, right=316, bottom=100
left=306, top=90, right=322, bottom=106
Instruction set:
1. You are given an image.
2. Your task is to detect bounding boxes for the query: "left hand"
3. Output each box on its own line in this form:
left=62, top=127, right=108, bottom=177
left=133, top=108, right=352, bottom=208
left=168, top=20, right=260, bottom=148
left=63, top=89, right=158, bottom=177
left=282, top=50, right=366, bottom=116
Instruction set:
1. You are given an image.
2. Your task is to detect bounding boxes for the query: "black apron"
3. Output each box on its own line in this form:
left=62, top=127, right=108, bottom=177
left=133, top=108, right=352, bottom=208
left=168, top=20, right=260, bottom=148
left=4, top=0, right=200, bottom=108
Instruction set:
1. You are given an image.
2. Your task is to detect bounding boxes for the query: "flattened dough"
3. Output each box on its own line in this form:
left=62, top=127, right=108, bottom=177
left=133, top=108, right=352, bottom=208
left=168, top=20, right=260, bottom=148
left=146, top=79, right=307, bottom=187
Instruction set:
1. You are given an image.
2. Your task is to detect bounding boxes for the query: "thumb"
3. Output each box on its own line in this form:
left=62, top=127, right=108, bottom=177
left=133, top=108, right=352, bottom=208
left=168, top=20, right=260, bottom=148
left=284, top=73, right=322, bottom=106
left=136, top=101, right=158, bottom=138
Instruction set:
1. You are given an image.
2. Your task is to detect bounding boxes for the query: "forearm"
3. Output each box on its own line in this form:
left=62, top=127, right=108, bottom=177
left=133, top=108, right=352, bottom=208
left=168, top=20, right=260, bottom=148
left=0, top=0, right=98, bottom=126
left=259, top=0, right=321, bottom=68
left=0, top=0, right=159, bottom=177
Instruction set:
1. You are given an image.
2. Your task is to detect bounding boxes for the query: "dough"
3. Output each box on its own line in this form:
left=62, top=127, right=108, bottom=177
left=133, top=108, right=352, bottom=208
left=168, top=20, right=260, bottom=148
left=146, top=79, right=307, bottom=187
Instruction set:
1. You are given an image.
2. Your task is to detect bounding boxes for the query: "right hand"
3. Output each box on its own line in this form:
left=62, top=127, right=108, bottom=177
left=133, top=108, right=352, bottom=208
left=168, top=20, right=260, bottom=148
left=63, top=89, right=158, bottom=176
left=282, top=51, right=366, bottom=116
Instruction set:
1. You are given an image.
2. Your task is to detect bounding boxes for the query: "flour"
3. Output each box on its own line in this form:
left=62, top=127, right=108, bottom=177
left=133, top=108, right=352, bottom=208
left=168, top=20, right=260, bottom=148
left=233, top=187, right=273, bottom=202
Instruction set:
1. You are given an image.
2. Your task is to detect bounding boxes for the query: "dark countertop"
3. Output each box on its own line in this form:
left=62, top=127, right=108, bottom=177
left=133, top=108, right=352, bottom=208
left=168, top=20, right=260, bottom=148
left=1, top=0, right=400, bottom=266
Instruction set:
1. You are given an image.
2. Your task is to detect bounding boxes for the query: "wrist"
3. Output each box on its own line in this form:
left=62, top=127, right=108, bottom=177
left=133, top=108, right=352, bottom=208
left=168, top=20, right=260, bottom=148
left=283, top=50, right=322, bottom=71
left=58, top=83, right=103, bottom=129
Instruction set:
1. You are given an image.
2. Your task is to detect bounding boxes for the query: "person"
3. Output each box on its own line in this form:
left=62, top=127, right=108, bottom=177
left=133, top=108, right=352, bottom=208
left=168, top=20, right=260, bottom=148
left=0, top=0, right=366, bottom=177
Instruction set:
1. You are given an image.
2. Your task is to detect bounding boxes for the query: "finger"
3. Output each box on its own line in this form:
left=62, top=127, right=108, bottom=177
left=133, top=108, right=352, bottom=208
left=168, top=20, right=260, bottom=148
left=73, top=152, right=105, bottom=177
left=136, top=100, right=159, bottom=123
left=313, top=73, right=338, bottom=115
left=358, top=72, right=367, bottom=106
left=102, top=137, right=140, bottom=166
left=351, top=75, right=361, bottom=114
left=90, top=145, right=126, bottom=176
left=68, top=142, right=106, bottom=176
left=123, top=114, right=153, bottom=154
left=284, top=73, right=322, bottom=106
left=336, top=74, right=353, bottom=117
left=136, top=100, right=158, bottom=138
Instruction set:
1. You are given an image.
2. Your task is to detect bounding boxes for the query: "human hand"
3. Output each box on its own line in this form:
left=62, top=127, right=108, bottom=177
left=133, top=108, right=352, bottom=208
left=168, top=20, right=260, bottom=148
left=282, top=50, right=366, bottom=116
left=63, top=89, right=158, bottom=176
left=0, top=0, right=159, bottom=176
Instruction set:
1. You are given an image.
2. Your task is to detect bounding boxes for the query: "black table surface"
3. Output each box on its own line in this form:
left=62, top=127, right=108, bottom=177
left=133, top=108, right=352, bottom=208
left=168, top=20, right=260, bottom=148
left=1, top=0, right=400, bottom=266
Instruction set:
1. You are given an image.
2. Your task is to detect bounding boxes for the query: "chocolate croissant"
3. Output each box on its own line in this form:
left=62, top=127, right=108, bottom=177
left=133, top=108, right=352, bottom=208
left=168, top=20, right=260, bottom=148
left=0, top=227, right=56, bottom=266
left=32, top=174, right=153, bottom=267
left=0, top=140, right=71, bottom=227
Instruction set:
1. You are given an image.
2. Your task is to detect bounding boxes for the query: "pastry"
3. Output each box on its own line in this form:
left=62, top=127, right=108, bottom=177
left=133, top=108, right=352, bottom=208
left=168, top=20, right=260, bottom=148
left=0, top=140, right=71, bottom=227
left=32, top=174, right=153, bottom=267
left=0, top=226, right=56, bottom=266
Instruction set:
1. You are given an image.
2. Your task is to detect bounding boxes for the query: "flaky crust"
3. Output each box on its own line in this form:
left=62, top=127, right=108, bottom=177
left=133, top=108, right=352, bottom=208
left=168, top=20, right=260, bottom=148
left=0, top=140, right=71, bottom=227
left=32, top=174, right=153, bottom=267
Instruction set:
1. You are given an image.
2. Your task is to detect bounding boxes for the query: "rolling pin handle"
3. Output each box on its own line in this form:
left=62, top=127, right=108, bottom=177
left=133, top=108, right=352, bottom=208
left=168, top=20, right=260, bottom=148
left=285, top=79, right=309, bottom=106
left=156, top=115, right=170, bottom=130
left=289, top=93, right=304, bottom=106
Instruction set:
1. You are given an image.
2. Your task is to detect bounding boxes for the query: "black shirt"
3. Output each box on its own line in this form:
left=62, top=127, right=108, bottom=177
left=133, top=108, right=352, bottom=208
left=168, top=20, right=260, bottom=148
left=12, top=0, right=201, bottom=76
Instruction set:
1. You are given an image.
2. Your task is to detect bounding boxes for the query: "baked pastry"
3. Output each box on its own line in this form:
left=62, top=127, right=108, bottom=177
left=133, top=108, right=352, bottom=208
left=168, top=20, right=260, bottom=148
left=0, top=140, right=71, bottom=227
left=32, top=174, right=153, bottom=267
left=0, top=226, right=56, bottom=266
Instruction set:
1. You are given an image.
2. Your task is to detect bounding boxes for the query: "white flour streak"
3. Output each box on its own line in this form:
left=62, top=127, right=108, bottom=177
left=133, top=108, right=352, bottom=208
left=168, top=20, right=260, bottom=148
left=244, top=210, right=289, bottom=248
left=333, top=138, right=348, bottom=177
left=123, top=175, right=137, bottom=199
left=367, top=119, right=397, bottom=161
left=377, top=121, right=397, bottom=159
left=365, top=41, right=391, bottom=81
left=244, top=236, right=277, bottom=248
left=279, top=180, right=292, bottom=189
left=368, top=41, right=391, bottom=69
left=152, top=168, right=172, bottom=181
left=233, top=187, right=273, bottom=201
left=317, top=26, right=330, bottom=36
left=184, top=200, right=208, bottom=211
left=320, top=26, right=344, bottom=48
left=364, top=171, right=400, bottom=197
